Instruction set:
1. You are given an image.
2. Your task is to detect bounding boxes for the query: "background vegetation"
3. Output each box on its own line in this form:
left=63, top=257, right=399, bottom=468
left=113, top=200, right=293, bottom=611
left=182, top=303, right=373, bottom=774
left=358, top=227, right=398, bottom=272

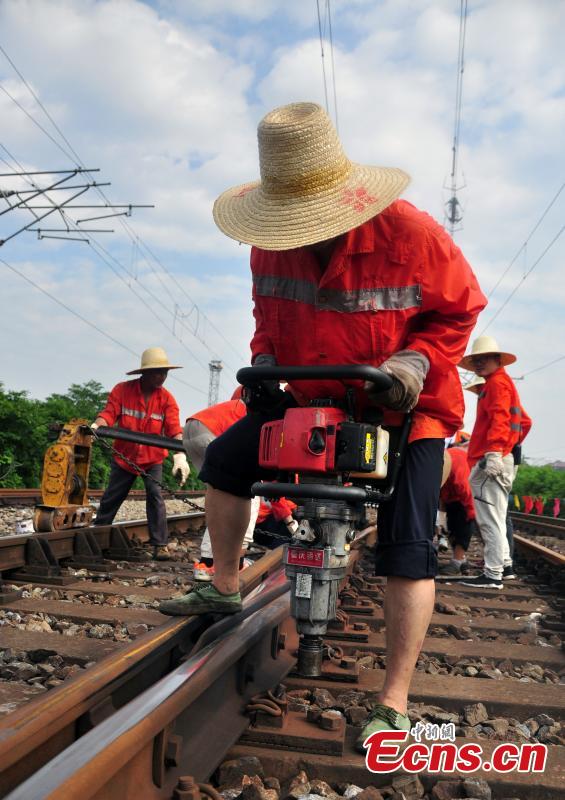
left=0, top=382, right=562, bottom=511
left=0, top=381, right=203, bottom=491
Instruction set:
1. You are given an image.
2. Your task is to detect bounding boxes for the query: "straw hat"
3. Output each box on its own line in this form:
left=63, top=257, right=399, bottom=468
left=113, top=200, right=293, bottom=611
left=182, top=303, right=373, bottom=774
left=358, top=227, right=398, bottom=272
left=459, top=335, right=516, bottom=371
left=213, top=102, right=410, bottom=251
left=127, top=347, right=182, bottom=375
left=463, top=376, right=485, bottom=395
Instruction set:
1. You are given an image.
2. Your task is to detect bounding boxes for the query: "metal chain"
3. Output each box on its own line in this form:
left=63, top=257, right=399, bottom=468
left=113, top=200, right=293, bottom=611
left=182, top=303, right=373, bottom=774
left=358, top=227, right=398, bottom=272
left=90, top=429, right=204, bottom=512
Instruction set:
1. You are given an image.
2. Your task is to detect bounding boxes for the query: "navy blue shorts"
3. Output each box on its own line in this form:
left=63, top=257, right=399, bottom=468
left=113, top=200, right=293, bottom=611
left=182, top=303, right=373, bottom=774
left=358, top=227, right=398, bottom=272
left=374, top=438, right=444, bottom=580
left=200, top=406, right=443, bottom=580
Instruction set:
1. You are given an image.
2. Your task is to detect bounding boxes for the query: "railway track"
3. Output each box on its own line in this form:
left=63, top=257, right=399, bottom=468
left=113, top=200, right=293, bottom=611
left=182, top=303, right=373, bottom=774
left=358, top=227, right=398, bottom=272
left=0, top=488, right=205, bottom=507
left=0, top=516, right=563, bottom=798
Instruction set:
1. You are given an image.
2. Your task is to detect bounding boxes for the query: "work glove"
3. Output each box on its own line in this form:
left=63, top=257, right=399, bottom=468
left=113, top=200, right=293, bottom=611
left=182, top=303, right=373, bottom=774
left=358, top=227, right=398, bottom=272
left=365, top=350, right=429, bottom=413
left=244, top=354, right=284, bottom=411
left=172, top=452, right=190, bottom=486
left=483, top=451, right=505, bottom=478
left=90, top=421, right=100, bottom=431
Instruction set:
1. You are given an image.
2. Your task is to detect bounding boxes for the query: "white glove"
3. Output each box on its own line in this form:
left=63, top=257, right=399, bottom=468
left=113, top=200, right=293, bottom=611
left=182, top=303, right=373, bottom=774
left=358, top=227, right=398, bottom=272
left=286, top=518, right=299, bottom=535
left=484, top=451, right=504, bottom=478
left=366, top=350, right=430, bottom=413
left=90, top=421, right=99, bottom=431
left=172, top=452, right=190, bottom=486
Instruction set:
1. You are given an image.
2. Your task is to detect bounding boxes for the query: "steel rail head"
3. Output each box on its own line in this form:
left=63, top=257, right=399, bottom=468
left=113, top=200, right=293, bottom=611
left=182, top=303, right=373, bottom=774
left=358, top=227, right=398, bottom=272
left=4, top=594, right=291, bottom=800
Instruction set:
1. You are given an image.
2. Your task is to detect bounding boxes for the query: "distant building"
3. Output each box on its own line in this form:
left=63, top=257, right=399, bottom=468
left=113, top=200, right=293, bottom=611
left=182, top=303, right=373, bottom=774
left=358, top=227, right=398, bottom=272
left=549, top=460, right=565, bottom=471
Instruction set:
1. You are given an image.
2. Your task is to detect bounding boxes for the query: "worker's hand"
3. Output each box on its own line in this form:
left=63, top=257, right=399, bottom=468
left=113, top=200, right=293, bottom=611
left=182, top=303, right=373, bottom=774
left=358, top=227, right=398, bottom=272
left=286, top=518, right=299, bottom=535
left=483, top=451, right=505, bottom=478
left=365, top=350, right=429, bottom=413
left=172, top=453, right=190, bottom=486
left=90, top=421, right=99, bottom=431
left=245, top=354, right=283, bottom=411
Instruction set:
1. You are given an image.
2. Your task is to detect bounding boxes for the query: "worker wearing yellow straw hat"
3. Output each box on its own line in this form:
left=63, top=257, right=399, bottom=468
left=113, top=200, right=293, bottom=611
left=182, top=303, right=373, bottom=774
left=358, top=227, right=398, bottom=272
left=160, top=102, right=486, bottom=748
left=91, top=347, right=189, bottom=560
left=459, top=336, right=531, bottom=589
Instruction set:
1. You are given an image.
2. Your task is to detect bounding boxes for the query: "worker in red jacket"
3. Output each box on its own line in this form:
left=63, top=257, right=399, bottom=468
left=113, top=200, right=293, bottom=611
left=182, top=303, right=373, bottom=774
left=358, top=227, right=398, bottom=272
left=460, top=335, right=531, bottom=588
left=437, top=442, right=477, bottom=576
left=160, top=102, right=486, bottom=747
left=91, top=347, right=188, bottom=560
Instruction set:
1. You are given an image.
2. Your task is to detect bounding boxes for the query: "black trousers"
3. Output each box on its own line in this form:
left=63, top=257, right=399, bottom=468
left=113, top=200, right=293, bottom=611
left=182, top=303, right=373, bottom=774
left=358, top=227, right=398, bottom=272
left=94, top=460, right=168, bottom=546
left=446, top=501, right=476, bottom=551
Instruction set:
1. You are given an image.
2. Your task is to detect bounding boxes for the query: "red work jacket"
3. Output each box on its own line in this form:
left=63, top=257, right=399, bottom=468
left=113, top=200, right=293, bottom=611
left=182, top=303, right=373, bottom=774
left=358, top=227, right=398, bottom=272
left=98, top=379, right=182, bottom=473
left=467, top=368, right=531, bottom=466
left=440, top=447, right=475, bottom=520
left=188, top=399, right=247, bottom=437
left=257, top=497, right=297, bottom=524
left=250, top=200, right=486, bottom=442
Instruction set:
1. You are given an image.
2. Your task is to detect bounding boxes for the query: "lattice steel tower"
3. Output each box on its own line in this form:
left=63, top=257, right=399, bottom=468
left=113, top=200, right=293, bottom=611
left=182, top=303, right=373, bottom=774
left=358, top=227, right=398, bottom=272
left=208, top=360, right=223, bottom=406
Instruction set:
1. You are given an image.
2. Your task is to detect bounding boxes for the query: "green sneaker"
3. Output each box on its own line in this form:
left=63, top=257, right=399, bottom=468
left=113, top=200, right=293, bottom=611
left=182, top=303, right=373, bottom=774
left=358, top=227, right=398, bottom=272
left=159, top=583, right=242, bottom=616
left=355, top=703, right=411, bottom=753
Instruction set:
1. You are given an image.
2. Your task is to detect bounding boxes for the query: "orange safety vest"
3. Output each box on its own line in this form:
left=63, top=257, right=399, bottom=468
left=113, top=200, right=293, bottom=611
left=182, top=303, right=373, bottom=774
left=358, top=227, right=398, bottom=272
left=467, top=368, right=531, bottom=466
left=98, top=379, right=182, bottom=473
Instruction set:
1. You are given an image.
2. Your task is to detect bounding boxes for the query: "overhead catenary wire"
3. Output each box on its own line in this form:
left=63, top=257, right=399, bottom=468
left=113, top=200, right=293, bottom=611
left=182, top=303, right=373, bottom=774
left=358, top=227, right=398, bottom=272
left=0, top=255, right=206, bottom=395
left=0, top=142, right=212, bottom=375
left=0, top=42, right=245, bottom=375
left=444, top=0, right=468, bottom=235
left=315, top=0, right=330, bottom=115
left=479, top=222, right=565, bottom=334
left=486, top=181, right=565, bottom=301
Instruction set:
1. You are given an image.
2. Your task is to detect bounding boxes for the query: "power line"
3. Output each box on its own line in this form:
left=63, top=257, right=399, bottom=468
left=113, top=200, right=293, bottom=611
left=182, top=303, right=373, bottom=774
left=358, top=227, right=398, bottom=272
left=517, top=354, right=565, bottom=379
left=315, top=0, right=330, bottom=114
left=444, top=0, right=468, bottom=235
left=0, top=256, right=206, bottom=395
left=0, top=42, right=245, bottom=374
left=479, top=222, right=565, bottom=334
left=326, top=0, right=339, bottom=133
left=486, top=181, right=565, bottom=300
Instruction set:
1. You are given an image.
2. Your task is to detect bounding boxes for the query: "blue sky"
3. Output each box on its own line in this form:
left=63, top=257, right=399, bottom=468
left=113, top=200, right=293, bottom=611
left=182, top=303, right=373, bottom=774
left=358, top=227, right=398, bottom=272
left=0, top=0, right=564, bottom=462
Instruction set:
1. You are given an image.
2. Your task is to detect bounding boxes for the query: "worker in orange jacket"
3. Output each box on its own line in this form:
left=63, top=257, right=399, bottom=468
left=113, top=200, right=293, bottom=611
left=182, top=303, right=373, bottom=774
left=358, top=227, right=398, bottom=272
left=160, top=102, right=486, bottom=748
left=460, top=336, right=531, bottom=588
left=92, top=347, right=188, bottom=560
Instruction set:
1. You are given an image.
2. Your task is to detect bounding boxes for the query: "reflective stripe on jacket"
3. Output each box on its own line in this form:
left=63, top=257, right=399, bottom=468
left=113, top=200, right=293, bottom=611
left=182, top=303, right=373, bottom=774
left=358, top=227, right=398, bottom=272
left=98, top=379, right=182, bottom=473
left=440, top=447, right=475, bottom=520
left=467, top=368, right=531, bottom=466
left=250, top=200, right=487, bottom=441
left=188, top=399, right=247, bottom=438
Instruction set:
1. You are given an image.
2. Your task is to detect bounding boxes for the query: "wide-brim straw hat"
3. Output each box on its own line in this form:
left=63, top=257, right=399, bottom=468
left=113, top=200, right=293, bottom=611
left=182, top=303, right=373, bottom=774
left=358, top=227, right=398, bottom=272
left=213, top=102, right=411, bottom=251
left=459, top=335, right=516, bottom=371
left=463, top=376, right=486, bottom=395
left=127, top=347, right=182, bottom=375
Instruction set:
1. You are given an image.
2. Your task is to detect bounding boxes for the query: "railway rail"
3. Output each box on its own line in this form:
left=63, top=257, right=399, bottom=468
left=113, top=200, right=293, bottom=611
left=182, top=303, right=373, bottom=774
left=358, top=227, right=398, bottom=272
left=0, top=513, right=563, bottom=799
left=0, top=488, right=205, bottom=507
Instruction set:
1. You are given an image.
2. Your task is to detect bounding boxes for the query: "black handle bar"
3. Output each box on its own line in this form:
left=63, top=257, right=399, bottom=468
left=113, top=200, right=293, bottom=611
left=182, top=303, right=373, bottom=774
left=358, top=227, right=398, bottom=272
left=87, top=425, right=186, bottom=453
left=237, top=364, right=392, bottom=392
